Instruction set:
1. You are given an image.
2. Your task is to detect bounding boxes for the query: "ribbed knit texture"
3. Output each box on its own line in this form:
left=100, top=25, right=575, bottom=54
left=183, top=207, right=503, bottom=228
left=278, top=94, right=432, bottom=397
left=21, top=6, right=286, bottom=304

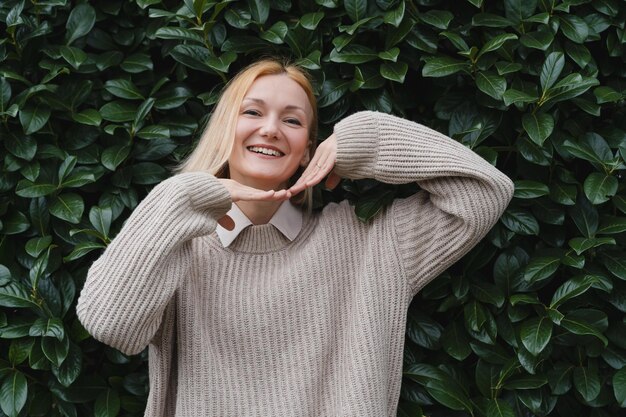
left=77, top=111, right=514, bottom=417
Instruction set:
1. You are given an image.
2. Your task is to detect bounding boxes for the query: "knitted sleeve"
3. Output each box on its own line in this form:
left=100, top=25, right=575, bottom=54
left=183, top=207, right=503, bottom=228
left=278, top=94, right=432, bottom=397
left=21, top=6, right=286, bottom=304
left=333, top=111, right=514, bottom=295
left=76, top=172, right=232, bottom=354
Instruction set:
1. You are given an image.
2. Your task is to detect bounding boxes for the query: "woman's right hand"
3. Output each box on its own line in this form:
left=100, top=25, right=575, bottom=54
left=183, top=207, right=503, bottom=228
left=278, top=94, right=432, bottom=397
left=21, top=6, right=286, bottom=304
left=216, top=179, right=291, bottom=230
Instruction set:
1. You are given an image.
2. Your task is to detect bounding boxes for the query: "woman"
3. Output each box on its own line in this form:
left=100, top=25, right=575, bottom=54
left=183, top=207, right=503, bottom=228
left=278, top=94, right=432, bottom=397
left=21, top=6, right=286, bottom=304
left=77, top=59, right=514, bottom=416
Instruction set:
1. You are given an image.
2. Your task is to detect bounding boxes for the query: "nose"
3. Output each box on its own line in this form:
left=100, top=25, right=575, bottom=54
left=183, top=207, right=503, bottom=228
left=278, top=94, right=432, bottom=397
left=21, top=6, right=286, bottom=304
left=259, top=116, right=279, bottom=139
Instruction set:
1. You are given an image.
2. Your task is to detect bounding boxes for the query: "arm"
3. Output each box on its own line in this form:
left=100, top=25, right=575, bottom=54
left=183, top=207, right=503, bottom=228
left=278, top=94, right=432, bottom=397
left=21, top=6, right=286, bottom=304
left=333, top=111, right=514, bottom=295
left=76, top=172, right=232, bottom=354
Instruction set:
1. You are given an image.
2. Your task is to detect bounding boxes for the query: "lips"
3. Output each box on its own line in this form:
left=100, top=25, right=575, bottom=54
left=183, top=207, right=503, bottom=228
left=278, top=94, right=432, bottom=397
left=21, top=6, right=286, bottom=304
left=246, top=145, right=285, bottom=157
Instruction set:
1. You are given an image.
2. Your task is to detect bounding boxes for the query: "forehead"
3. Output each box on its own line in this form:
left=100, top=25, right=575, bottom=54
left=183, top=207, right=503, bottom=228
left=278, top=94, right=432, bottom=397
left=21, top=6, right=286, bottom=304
left=244, top=74, right=312, bottom=116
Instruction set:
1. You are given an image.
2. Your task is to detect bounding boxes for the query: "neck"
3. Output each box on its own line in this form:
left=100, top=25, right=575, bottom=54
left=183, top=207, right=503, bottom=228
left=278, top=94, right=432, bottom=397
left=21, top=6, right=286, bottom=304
left=235, top=200, right=283, bottom=225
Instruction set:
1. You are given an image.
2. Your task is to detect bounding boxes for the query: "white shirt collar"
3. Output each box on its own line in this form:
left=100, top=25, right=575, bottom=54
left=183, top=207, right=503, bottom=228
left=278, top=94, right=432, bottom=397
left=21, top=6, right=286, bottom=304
left=215, top=200, right=303, bottom=247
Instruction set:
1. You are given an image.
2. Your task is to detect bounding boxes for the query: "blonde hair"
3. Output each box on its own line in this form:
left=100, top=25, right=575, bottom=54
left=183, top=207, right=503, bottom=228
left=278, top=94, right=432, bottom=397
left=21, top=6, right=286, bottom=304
left=175, top=59, right=318, bottom=209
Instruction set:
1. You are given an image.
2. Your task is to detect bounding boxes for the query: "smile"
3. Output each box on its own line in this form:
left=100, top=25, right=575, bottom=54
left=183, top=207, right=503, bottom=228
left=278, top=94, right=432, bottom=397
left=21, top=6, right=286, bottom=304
left=247, top=146, right=284, bottom=157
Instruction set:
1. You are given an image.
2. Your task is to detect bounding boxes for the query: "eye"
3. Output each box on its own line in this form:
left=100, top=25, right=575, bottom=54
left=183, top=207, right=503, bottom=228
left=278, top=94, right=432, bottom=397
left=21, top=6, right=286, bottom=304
left=242, top=109, right=261, bottom=116
left=284, top=118, right=302, bottom=126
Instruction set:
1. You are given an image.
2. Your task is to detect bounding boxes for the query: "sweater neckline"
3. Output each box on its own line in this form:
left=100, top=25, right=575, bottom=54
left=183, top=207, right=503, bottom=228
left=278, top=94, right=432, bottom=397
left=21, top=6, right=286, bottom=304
left=211, top=211, right=316, bottom=254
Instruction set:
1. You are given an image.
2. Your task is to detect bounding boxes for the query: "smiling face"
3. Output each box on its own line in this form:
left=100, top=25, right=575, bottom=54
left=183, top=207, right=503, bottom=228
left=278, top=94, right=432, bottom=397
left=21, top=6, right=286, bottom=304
left=228, top=74, right=314, bottom=191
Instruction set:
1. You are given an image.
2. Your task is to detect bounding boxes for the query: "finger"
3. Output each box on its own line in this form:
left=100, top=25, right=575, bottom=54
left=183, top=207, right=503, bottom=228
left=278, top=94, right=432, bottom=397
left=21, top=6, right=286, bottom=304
left=303, top=153, right=334, bottom=187
left=290, top=151, right=331, bottom=193
left=218, top=214, right=235, bottom=230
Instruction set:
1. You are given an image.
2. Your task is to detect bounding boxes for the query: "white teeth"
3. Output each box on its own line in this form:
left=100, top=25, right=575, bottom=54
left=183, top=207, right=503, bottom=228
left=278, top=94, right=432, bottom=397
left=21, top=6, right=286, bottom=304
left=248, top=146, right=283, bottom=157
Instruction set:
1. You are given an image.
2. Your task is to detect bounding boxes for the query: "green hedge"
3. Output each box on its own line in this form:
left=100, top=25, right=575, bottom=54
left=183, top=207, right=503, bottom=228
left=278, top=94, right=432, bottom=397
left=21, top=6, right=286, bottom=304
left=1, top=0, right=626, bottom=416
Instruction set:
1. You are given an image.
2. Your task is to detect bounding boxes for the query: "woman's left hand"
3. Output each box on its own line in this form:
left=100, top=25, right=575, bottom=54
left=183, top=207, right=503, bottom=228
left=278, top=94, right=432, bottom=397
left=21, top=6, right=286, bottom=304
left=289, top=133, right=341, bottom=195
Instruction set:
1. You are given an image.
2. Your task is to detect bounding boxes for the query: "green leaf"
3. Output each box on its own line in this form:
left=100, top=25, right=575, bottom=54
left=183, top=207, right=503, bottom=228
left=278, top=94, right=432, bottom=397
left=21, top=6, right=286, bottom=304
left=566, top=42, right=591, bottom=68
left=247, top=0, right=269, bottom=23
left=573, top=366, right=600, bottom=402
left=51, top=342, right=81, bottom=387
left=472, top=13, right=514, bottom=27
left=504, top=0, right=537, bottom=22
left=383, top=1, right=404, bottom=27
left=477, top=33, right=518, bottom=58
left=72, top=109, right=102, bottom=126
left=486, top=398, right=515, bottom=417
left=101, top=145, right=131, bottom=171
left=522, top=112, right=554, bottom=145
left=561, top=309, right=608, bottom=346
left=95, top=51, right=124, bottom=71
left=513, top=180, right=549, bottom=199
left=65, top=4, right=96, bottom=45
left=104, top=79, right=144, bottom=100
left=355, top=189, right=395, bottom=222
left=494, top=62, right=522, bottom=75
left=562, top=133, right=611, bottom=171
left=550, top=275, right=600, bottom=309
left=300, top=12, right=324, bottom=30
left=317, top=79, right=350, bottom=108
left=296, top=51, right=321, bottom=70
left=132, top=162, right=168, bottom=185
left=49, top=193, right=84, bottom=224
left=523, top=256, right=560, bottom=283
left=0, top=265, right=11, bottom=286
left=136, top=125, right=170, bottom=140
left=559, top=15, right=589, bottom=44
left=2, top=210, right=31, bottom=235
left=598, top=216, right=626, bottom=234
left=419, top=10, right=453, bottom=30
left=378, top=47, right=399, bottom=62
left=568, top=237, right=615, bottom=255
left=120, top=53, right=153, bottom=73
left=422, top=57, right=469, bottom=77
left=613, top=367, right=626, bottom=407
left=59, top=46, right=87, bottom=69
left=540, top=52, right=564, bottom=91
left=99, top=101, right=137, bottom=122
left=544, top=74, right=599, bottom=104
left=406, top=310, right=442, bottom=350
left=206, top=52, right=237, bottom=73
left=133, top=97, right=155, bottom=128
left=9, top=338, right=34, bottom=366
left=569, top=194, right=599, bottom=238
left=520, top=29, right=553, bottom=50
left=584, top=173, right=618, bottom=204
left=94, top=389, right=120, bottom=417
left=64, top=241, right=106, bottom=262
left=154, top=27, right=205, bottom=43
left=441, top=321, right=471, bottom=360
left=0, top=371, right=27, bottom=417
left=41, top=335, right=69, bottom=368
left=15, top=180, right=57, bottom=198
left=329, top=45, right=378, bottom=64
left=503, top=374, right=548, bottom=389
left=501, top=209, right=539, bottom=235
left=503, top=89, right=538, bottom=106
left=29, top=318, right=64, bottom=340
left=594, top=86, right=623, bottom=104
left=425, top=378, right=473, bottom=412
left=344, top=0, right=367, bottom=22
left=380, top=61, right=408, bottom=83
left=476, top=72, right=506, bottom=100
left=260, top=21, right=288, bottom=43
left=19, top=102, right=51, bottom=134
left=25, top=236, right=52, bottom=258
left=0, top=283, right=40, bottom=309
left=601, top=251, right=626, bottom=280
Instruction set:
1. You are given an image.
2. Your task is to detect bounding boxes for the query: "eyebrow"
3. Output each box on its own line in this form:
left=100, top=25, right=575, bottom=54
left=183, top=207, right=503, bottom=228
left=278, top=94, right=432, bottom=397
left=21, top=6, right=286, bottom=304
left=242, top=97, right=307, bottom=113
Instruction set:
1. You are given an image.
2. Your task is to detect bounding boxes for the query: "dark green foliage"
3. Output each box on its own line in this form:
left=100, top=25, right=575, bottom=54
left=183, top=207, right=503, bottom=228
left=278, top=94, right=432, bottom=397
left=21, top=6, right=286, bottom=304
left=1, top=0, right=625, bottom=416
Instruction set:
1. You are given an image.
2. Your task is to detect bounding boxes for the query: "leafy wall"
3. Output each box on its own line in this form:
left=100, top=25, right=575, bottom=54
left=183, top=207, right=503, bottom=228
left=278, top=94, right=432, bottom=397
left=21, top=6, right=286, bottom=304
left=1, top=0, right=625, bottom=416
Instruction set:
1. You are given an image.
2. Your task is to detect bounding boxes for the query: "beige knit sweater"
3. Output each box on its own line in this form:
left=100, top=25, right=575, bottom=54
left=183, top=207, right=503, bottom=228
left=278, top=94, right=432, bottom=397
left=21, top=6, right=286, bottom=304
left=77, top=111, right=514, bottom=417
